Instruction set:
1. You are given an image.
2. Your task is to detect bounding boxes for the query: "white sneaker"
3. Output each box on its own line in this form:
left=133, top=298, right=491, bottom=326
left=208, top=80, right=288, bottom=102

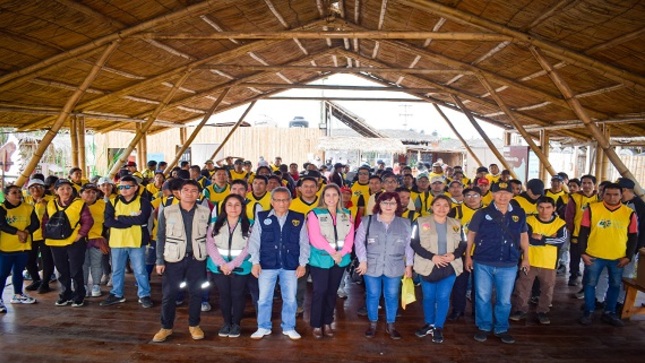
left=282, top=330, right=301, bottom=340
left=85, top=288, right=91, bottom=298
left=107, top=277, right=113, bottom=287
left=201, top=302, right=211, bottom=312
left=10, top=294, right=36, bottom=304
left=100, top=274, right=110, bottom=285
left=337, top=288, right=348, bottom=299
left=0, top=300, right=7, bottom=313
left=250, top=328, right=272, bottom=339
left=91, top=284, right=102, bottom=297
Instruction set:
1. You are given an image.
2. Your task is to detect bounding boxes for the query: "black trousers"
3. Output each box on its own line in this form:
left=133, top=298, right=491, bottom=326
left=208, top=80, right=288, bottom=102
left=213, top=273, right=249, bottom=325
left=160, top=257, right=206, bottom=329
left=569, top=240, right=582, bottom=280
left=309, top=265, right=345, bottom=328
left=25, top=240, right=55, bottom=284
left=50, top=240, right=87, bottom=301
left=451, top=268, right=470, bottom=314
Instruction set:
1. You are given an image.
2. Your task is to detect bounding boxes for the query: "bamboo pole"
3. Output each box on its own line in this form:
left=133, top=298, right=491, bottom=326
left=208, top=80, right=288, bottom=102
left=601, top=126, right=611, bottom=180
left=200, top=65, right=470, bottom=75
left=136, top=124, right=145, bottom=170
left=179, top=127, right=187, bottom=145
left=15, top=41, right=120, bottom=187
left=530, top=46, right=645, bottom=200
left=594, top=142, right=604, bottom=180
left=108, top=70, right=192, bottom=179
left=539, top=130, right=549, bottom=182
left=240, top=83, right=439, bottom=92
left=432, top=104, right=483, bottom=166
left=77, top=116, right=86, bottom=176
left=207, top=101, right=257, bottom=162
left=477, top=74, right=558, bottom=177
left=70, top=116, right=79, bottom=168
left=139, top=31, right=513, bottom=41
left=268, top=97, right=432, bottom=102
left=450, top=94, right=518, bottom=180
left=165, top=88, right=231, bottom=174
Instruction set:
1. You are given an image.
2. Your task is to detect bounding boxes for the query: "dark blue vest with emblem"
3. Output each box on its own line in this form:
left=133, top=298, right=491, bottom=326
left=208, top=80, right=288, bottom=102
left=257, top=210, right=304, bottom=270
left=471, top=203, right=526, bottom=267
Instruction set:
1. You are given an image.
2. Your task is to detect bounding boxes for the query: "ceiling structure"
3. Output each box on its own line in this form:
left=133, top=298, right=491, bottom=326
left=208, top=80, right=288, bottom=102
left=0, top=0, right=643, bottom=144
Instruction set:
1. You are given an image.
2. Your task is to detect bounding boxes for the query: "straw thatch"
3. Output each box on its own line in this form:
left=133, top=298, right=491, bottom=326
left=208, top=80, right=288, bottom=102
left=0, top=0, right=642, bottom=142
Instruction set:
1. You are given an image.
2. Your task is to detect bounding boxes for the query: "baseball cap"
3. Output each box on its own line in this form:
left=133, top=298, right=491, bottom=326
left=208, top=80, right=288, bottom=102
left=126, top=161, right=137, bottom=167
left=430, top=176, right=445, bottom=184
left=476, top=166, right=489, bottom=174
left=81, top=183, right=99, bottom=192
left=54, top=179, right=73, bottom=189
left=27, top=179, right=45, bottom=188
left=491, top=181, right=513, bottom=193
left=205, top=159, right=214, bottom=164
left=340, top=186, right=352, bottom=194
left=476, top=178, right=490, bottom=186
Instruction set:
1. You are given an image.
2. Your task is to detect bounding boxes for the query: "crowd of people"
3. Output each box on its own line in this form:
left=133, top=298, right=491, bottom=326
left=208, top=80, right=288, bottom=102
left=0, top=156, right=643, bottom=346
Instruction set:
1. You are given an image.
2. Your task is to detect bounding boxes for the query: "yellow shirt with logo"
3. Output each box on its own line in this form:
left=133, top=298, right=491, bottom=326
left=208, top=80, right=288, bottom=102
left=108, top=197, right=145, bottom=248
left=585, top=202, right=635, bottom=260
left=0, top=203, right=34, bottom=252
left=513, top=194, right=539, bottom=216
left=527, top=216, right=566, bottom=269
left=146, top=183, right=162, bottom=200
left=229, top=170, right=249, bottom=181
left=205, top=183, right=230, bottom=205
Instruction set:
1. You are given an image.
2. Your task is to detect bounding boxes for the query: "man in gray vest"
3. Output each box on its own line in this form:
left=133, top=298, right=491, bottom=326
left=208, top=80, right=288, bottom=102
left=152, top=180, right=211, bottom=343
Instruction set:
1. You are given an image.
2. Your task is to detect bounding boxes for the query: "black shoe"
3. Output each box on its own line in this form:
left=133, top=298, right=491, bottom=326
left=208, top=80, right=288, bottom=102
left=357, top=306, right=368, bottom=317
left=509, top=311, right=527, bottom=321
left=529, top=296, right=539, bottom=305
left=432, top=328, right=444, bottom=344
left=447, top=311, right=463, bottom=321
left=364, top=322, right=377, bottom=338
left=494, top=331, right=515, bottom=344
left=138, top=296, right=153, bottom=309
left=37, top=284, right=52, bottom=294
left=601, top=312, right=624, bottom=327
left=25, top=280, right=42, bottom=291
left=71, top=299, right=85, bottom=308
left=386, top=323, right=401, bottom=340
left=100, top=294, right=125, bottom=306
left=537, top=312, right=550, bottom=325
left=415, top=324, right=434, bottom=338
left=595, top=299, right=605, bottom=310
left=228, top=324, right=241, bottom=338
left=568, top=278, right=578, bottom=286
left=579, top=312, right=593, bottom=325
left=55, top=298, right=72, bottom=306
left=218, top=324, right=231, bottom=337
left=474, top=330, right=489, bottom=342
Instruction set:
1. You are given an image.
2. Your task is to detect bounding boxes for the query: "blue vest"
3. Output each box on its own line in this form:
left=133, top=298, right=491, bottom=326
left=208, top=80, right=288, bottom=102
left=471, top=204, right=526, bottom=267
left=258, top=210, right=304, bottom=270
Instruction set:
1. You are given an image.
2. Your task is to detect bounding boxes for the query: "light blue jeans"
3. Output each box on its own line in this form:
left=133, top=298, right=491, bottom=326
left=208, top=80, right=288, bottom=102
left=110, top=247, right=151, bottom=298
left=364, top=275, right=401, bottom=324
left=257, top=268, right=298, bottom=331
left=474, top=262, right=517, bottom=334
left=421, top=274, right=457, bottom=329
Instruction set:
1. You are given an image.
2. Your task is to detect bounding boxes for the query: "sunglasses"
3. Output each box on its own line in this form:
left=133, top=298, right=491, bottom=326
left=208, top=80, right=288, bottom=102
left=118, top=185, right=133, bottom=190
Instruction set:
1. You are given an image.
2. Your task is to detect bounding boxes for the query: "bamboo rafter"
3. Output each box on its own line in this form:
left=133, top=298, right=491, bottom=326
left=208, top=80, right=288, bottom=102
left=138, top=31, right=514, bottom=41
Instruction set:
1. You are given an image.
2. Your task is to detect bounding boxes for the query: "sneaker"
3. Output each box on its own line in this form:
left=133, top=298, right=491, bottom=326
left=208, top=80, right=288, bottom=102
left=474, top=330, right=489, bottom=342
left=568, top=278, right=578, bottom=286
left=579, top=312, right=593, bottom=325
left=71, top=299, right=85, bottom=307
left=601, top=312, right=624, bottom=327
left=85, top=288, right=91, bottom=298
left=201, top=302, right=212, bottom=312
left=152, top=328, right=173, bottom=343
left=447, top=310, right=464, bottom=321
left=228, top=324, right=241, bottom=338
left=100, top=294, right=125, bottom=306
left=537, top=312, right=550, bottom=325
left=251, top=328, right=272, bottom=339
left=595, top=299, right=605, bottom=310
left=509, top=311, right=527, bottom=321
left=218, top=324, right=231, bottom=337
left=415, top=323, right=434, bottom=338
left=23, top=271, right=32, bottom=280
left=357, top=306, right=368, bottom=317
left=282, top=330, right=301, bottom=340
left=432, top=328, right=444, bottom=344
left=337, top=288, right=348, bottom=299
left=10, top=294, right=36, bottom=304
left=37, top=284, right=52, bottom=294
left=189, top=326, right=205, bottom=340
left=91, top=285, right=102, bottom=297
left=495, top=331, right=515, bottom=344
left=574, top=289, right=585, bottom=300
left=0, top=300, right=7, bottom=313
left=175, top=300, right=184, bottom=306
left=139, top=296, right=153, bottom=309
left=100, top=274, right=110, bottom=285
left=50, top=274, right=58, bottom=282
left=25, top=280, right=41, bottom=291
left=55, top=298, right=72, bottom=306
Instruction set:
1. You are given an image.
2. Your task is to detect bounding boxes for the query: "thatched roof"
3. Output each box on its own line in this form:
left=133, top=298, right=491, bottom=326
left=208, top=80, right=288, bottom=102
left=0, top=0, right=643, bottom=142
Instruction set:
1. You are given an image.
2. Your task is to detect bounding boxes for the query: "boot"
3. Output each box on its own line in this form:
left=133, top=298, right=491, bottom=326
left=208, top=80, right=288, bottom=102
left=364, top=321, right=377, bottom=338
left=386, top=323, right=401, bottom=340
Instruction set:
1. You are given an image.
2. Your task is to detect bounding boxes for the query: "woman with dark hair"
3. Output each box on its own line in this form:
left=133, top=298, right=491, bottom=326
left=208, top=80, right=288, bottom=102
left=412, top=195, right=466, bottom=344
left=355, top=191, right=413, bottom=339
left=206, top=194, right=252, bottom=338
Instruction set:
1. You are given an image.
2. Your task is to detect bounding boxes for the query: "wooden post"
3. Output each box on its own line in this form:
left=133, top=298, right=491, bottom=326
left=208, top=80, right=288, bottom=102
left=108, top=70, right=192, bottom=179
left=432, top=104, right=483, bottom=166
left=77, top=116, right=86, bottom=176
left=504, top=131, right=512, bottom=147
left=179, top=127, right=187, bottom=145
left=141, top=127, right=148, bottom=169
left=539, top=130, right=550, bottom=182
left=594, top=142, right=604, bottom=180
left=208, top=101, right=257, bottom=162
left=70, top=116, right=79, bottom=168
left=530, top=46, right=645, bottom=200
left=601, top=126, right=611, bottom=181
left=136, top=124, right=145, bottom=169
left=450, top=94, right=518, bottom=179
left=15, top=41, right=120, bottom=186
left=165, top=88, right=231, bottom=174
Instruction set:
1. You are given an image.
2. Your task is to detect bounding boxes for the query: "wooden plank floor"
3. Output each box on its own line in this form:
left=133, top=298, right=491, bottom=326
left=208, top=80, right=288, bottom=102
left=1, top=273, right=644, bottom=363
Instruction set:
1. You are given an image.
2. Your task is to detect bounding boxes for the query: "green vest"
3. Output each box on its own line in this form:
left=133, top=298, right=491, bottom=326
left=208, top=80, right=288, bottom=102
left=308, top=207, right=352, bottom=268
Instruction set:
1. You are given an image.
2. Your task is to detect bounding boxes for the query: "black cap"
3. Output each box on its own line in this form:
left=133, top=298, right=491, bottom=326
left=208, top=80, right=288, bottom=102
left=476, top=166, right=489, bottom=174
left=617, top=177, right=635, bottom=189
left=526, top=179, right=545, bottom=196
left=81, top=183, right=99, bottom=192
left=463, top=187, right=482, bottom=196
left=491, top=181, right=513, bottom=193
left=55, top=179, right=73, bottom=189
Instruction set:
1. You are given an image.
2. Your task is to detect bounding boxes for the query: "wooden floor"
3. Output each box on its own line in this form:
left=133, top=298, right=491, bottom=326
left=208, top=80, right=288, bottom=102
left=1, top=272, right=644, bottom=363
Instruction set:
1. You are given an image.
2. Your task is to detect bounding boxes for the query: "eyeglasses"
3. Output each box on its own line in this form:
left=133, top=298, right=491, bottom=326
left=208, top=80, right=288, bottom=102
left=272, top=198, right=291, bottom=203
left=380, top=201, right=398, bottom=207
left=465, top=194, right=481, bottom=198
left=118, top=185, right=133, bottom=190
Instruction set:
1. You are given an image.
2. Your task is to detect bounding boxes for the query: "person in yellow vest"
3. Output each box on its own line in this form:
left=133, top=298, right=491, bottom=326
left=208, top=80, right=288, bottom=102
left=545, top=175, right=568, bottom=215
left=146, top=172, right=165, bottom=200
left=0, top=184, right=40, bottom=311
left=350, top=167, right=372, bottom=217
left=509, top=179, right=523, bottom=197
left=247, top=175, right=271, bottom=212
left=152, top=180, right=210, bottom=343
left=203, top=159, right=217, bottom=176
left=448, top=180, right=465, bottom=207
left=100, top=175, right=153, bottom=309
left=486, top=164, right=501, bottom=184
left=270, top=156, right=283, bottom=172
left=80, top=183, right=107, bottom=298
left=512, top=179, right=544, bottom=217
left=126, top=161, right=139, bottom=174
left=229, top=159, right=249, bottom=181
left=190, top=165, right=211, bottom=190
left=69, top=167, right=89, bottom=193
left=510, top=196, right=567, bottom=325
left=565, top=174, right=599, bottom=287
left=476, top=177, right=493, bottom=206
left=428, top=162, right=446, bottom=182
left=142, top=160, right=157, bottom=182
left=204, top=167, right=230, bottom=205
left=418, top=176, right=450, bottom=216
left=23, top=179, right=56, bottom=294
left=267, top=175, right=282, bottom=193
left=366, top=173, right=414, bottom=216
left=578, top=183, right=638, bottom=327
left=43, top=179, right=93, bottom=307
left=397, top=187, right=418, bottom=223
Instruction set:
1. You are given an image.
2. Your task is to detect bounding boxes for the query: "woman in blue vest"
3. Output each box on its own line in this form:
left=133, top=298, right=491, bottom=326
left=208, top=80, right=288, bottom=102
left=307, top=184, right=355, bottom=338
left=355, top=191, right=413, bottom=339
left=206, top=194, right=252, bottom=338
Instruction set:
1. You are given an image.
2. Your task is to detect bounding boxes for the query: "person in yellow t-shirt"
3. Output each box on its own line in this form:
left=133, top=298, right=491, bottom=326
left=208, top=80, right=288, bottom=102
left=486, top=164, right=501, bottom=184
left=69, top=167, right=89, bottom=193
left=23, top=179, right=55, bottom=294
left=204, top=168, right=230, bottom=205
left=146, top=172, right=165, bottom=200
left=510, top=197, right=566, bottom=325
left=80, top=183, right=107, bottom=298
left=229, top=159, right=249, bottom=181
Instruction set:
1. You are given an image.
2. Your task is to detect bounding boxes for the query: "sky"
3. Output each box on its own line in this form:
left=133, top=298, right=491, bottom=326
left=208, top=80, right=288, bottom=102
left=200, top=74, right=504, bottom=140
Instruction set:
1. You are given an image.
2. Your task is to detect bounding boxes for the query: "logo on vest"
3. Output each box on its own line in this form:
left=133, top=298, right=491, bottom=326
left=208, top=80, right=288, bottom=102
left=512, top=215, right=519, bottom=222
left=485, top=214, right=493, bottom=221
left=292, top=219, right=300, bottom=227
left=452, top=225, right=460, bottom=233
left=598, top=219, right=612, bottom=228
left=263, top=218, right=272, bottom=226
left=421, top=223, right=430, bottom=231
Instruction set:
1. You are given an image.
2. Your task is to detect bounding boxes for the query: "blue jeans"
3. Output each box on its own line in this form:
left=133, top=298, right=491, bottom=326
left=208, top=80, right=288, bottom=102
left=110, top=247, right=151, bottom=298
left=257, top=268, right=298, bottom=331
left=583, top=257, right=623, bottom=314
left=421, top=274, right=456, bottom=329
left=473, top=262, right=517, bottom=334
left=0, top=251, right=29, bottom=295
left=364, top=274, right=401, bottom=324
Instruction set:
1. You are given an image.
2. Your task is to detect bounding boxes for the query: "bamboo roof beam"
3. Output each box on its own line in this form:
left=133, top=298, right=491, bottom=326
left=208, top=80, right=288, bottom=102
left=200, top=15, right=240, bottom=45
left=138, top=31, right=513, bottom=41
left=423, top=18, right=447, bottom=47
left=267, top=97, right=429, bottom=102
left=15, top=41, right=120, bottom=187
left=206, top=101, right=257, bottom=162
left=530, top=46, right=645, bottom=201
left=433, top=104, right=484, bottom=166
left=200, top=65, right=472, bottom=74
left=520, top=117, right=645, bottom=132
left=240, top=83, right=438, bottom=92
left=371, top=0, right=390, bottom=59
left=520, top=0, right=573, bottom=31
left=398, top=0, right=645, bottom=87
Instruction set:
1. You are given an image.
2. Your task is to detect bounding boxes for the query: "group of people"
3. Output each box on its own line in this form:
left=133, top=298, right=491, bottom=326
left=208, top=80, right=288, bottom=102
left=0, top=157, right=643, bottom=347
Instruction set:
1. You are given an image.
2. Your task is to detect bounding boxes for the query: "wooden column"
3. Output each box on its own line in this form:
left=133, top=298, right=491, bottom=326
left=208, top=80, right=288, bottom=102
left=504, top=131, right=512, bottom=146
left=165, top=88, right=231, bottom=174
left=141, top=128, right=148, bottom=169
left=539, top=130, right=550, bottom=182
left=601, top=126, right=611, bottom=180
left=136, top=123, right=145, bottom=169
left=77, top=116, right=86, bottom=176
left=208, top=101, right=257, bottom=162
left=432, top=104, right=483, bottom=166
left=70, top=116, right=79, bottom=168
left=108, top=70, right=192, bottom=179
left=531, top=46, right=645, bottom=200
left=450, top=94, right=518, bottom=179
left=16, top=41, right=120, bottom=186
left=594, top=142, right=604, bottom=180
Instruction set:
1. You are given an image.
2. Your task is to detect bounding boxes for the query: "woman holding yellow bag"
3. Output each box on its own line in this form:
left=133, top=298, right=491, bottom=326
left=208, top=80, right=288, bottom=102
left=411, top=195, right=466, bottom=344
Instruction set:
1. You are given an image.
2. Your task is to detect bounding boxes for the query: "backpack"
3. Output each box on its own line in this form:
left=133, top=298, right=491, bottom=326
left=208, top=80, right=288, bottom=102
left=44, top=201, right=80, bottom=240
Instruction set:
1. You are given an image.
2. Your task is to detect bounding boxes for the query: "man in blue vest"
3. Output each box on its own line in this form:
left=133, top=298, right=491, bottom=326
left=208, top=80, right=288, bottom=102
left=248, top=187, right=310, bottom=340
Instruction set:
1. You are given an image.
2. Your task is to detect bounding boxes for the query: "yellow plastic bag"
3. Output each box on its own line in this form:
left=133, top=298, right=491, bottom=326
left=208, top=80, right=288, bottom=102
left=401, top=276, right=416, bottom=310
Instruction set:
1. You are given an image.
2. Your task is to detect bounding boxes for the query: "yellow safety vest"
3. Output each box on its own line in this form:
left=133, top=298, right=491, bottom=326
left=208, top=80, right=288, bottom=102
left=44, top=198, right=85, bottom=247
left=526, top=216, right=566, bottom=269
left=585, top=202, right=634, bottom=260
left=0, top=202, right=34, bottom=252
